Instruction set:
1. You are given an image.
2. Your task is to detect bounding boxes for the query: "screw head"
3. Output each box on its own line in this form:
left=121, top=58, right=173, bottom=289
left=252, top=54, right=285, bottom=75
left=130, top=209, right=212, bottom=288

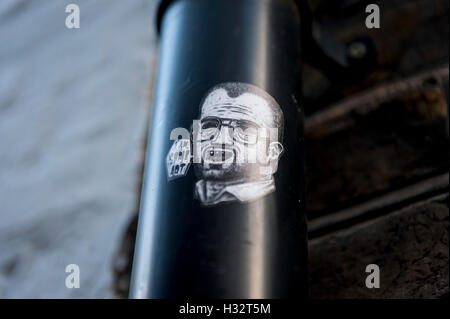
left=347, top=41, right=367, bottom=59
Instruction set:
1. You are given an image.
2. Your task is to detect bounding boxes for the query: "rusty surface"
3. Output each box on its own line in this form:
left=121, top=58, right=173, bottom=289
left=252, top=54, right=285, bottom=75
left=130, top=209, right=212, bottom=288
left=309, top=194, right=449, bottom=298
left=305, top=80, right=449, bottom=216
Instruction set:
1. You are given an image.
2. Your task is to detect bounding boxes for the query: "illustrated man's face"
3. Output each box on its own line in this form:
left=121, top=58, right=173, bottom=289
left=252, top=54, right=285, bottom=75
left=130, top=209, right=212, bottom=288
left=194, top=88, right=283, bottom=182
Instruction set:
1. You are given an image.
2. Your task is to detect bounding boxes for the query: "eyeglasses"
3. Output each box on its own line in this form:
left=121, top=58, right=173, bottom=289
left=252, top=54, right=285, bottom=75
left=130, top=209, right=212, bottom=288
left=199, top=116, right=260, bottom=144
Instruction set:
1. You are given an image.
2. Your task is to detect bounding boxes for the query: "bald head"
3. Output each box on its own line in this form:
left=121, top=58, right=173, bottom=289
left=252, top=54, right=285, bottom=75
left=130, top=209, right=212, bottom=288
left=200, top=82, right=284, bottom=138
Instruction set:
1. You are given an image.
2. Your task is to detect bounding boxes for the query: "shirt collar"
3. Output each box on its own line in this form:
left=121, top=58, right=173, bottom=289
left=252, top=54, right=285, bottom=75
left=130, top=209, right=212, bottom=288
left=195, top=178, right=275, bottom=206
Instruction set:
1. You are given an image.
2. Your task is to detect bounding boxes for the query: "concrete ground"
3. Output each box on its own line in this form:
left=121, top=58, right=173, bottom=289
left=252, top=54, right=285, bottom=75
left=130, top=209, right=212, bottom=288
left=0, top=0, right=158, bottom=298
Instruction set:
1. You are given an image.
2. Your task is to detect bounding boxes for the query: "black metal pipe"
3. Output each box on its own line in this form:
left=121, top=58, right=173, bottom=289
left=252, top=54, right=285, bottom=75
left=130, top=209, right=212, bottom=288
left=130, top=0, right=308, bottom=298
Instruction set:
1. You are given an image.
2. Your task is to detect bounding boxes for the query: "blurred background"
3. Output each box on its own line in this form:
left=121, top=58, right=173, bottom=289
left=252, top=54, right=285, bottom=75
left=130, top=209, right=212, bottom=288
left=0, top=0, right=158, bottom=298
left=0, top=0, right=448, bottom=298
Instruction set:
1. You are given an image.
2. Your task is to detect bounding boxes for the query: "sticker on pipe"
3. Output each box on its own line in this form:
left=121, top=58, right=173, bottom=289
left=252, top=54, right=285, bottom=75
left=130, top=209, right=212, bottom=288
left=166, top=82, right=284, bottom=206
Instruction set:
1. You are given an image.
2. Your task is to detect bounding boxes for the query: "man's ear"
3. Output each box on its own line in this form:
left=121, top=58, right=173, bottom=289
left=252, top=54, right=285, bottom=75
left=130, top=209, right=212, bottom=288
left=268, top=142, right=284, bottom=160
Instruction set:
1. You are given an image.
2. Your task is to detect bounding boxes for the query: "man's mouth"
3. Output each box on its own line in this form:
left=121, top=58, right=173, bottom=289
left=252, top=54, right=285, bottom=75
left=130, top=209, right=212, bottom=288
left=202, top=146, right=235, bottom=164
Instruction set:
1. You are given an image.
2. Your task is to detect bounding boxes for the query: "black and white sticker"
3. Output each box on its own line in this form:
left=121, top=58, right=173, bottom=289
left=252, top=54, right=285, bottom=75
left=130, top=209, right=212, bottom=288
left=167, top=82, right=284, bottom=206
